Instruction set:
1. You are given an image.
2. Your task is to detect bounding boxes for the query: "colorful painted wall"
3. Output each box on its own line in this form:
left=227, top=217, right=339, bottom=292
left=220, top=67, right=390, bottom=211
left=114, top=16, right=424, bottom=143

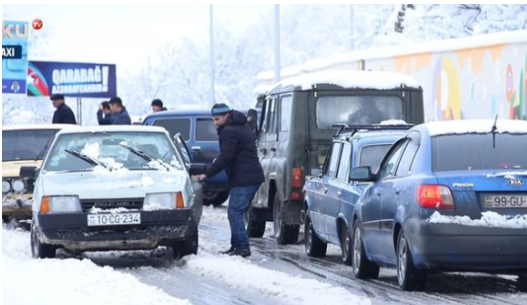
left=362, top=42, right=527, bottom=121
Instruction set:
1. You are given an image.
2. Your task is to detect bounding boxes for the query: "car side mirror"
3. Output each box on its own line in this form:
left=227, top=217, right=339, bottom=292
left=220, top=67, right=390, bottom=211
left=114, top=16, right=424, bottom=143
left=350, top=166, right=375, bottom=182
left=20, top=166, right=38, bottom=179
left=189, top=163, right=207, bottom=176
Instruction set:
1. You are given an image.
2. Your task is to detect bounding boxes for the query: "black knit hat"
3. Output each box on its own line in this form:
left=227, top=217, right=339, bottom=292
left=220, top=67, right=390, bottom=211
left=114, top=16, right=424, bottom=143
left=211, top=103, right=231, bottom=115
left=151, top=99, right=163, bottom=108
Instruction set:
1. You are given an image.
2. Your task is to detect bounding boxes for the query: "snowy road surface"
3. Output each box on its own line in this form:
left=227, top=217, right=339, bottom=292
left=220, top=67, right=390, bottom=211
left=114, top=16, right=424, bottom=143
left=3, top=206, right=526, bottom=305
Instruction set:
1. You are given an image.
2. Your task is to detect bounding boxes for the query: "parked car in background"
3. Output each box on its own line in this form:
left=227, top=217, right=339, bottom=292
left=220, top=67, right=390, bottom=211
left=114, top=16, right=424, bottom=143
left=350, top=119, right=527, bottom=291
left=249, top=70, right=424, bottom=245
left=303, top=124, right=410, bottom=264
left=143, top=109, right=228, bottom=207
left=2, top=124, right=76, bottom=222
left=25, top=126, right=205, bottom=259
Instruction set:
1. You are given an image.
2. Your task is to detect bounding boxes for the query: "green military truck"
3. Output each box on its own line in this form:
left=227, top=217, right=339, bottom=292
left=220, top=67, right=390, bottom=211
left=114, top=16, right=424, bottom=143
left=246, top=70, right=425, bottom=244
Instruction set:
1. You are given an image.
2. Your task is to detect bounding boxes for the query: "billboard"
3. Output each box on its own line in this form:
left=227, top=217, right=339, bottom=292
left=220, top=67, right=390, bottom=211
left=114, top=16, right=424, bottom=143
left=27, top=61, right=117, bottom=98
left=2, top=20, right=29, bottom=94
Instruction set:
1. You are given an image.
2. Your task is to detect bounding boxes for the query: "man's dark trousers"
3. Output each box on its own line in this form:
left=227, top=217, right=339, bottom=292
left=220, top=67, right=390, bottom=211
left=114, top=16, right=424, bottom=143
left=228, top=183, right=261, bottom=251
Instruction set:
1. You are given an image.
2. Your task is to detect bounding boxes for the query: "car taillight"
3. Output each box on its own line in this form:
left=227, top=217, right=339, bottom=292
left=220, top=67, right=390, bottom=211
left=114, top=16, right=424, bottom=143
left=175, top=192, right=185, bottom=209
left=417, top=185, right=455, bottom=209
left=40, top=196, right=50, bottom=213
left=292, top=168, right=303, bottom=188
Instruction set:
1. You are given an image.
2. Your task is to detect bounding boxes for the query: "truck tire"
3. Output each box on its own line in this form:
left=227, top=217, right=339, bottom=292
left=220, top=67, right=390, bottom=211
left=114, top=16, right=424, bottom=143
left=273, top=196, right=299, bottom=245
left=245, top=206, right=266, bottom=238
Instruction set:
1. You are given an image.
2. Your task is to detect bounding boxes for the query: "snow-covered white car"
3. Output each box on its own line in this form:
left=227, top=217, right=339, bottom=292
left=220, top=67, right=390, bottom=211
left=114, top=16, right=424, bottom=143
left=24, top=126, right=205, bottom=259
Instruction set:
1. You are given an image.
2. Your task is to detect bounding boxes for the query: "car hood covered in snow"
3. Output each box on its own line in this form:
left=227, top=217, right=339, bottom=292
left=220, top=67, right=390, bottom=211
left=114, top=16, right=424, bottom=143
left=39, top=169, right=189, bottom=200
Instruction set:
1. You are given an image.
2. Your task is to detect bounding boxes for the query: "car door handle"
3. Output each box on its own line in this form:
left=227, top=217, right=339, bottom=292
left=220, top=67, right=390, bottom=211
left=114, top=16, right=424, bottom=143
left=337, top=191, right=342, bottom=198
left=324, top=187, right=328, bottom=194
left=376, top=190, right=381, bottom=197
left=191, top=146, right=201, bottom=151
left=395, top=188, right=400, bottom=195
left=270, top=147, right=277, bottom=152
left=260, top=148, right=267, bottom=154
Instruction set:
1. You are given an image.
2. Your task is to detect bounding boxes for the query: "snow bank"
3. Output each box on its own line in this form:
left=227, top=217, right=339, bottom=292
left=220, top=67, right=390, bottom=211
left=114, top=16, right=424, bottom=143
left=426, top=119, right=527, bottom=136
left=269, top=70, right=420, bottom=92
left=429, top=211, right=527, bottom=229
left=185, top=253, right=371, bottom=305
left=2, top=225, right=191, bottom=305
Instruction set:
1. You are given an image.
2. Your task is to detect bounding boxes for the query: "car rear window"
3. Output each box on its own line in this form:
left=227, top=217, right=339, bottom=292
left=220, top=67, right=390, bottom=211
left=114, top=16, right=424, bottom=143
left=316, top=95, right=403, bottom=129
left=432, top=133, right=527, bottom=171
left=152, top=118, right=191, bottom=141
left=359, top=144, right=392, bottom=170
left=195, top=118, right=217, bottom=141
left=2, top=129, right=59, bottom=161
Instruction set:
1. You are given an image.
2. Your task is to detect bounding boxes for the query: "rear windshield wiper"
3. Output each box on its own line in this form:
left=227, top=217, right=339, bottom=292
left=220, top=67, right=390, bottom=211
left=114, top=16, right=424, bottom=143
left=65, top=150, right=109, bottom=169
left=119, top=143, right=171, bottom=171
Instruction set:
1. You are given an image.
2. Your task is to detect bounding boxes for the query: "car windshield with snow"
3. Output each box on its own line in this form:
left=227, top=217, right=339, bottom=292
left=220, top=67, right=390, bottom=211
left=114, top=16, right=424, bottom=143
left=349, top=119, right=527, bottom=291
left=25, top=126, right=205, bottom=259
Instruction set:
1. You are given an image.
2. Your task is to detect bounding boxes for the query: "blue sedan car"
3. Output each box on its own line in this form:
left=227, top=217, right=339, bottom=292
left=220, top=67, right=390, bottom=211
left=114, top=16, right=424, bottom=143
left=350, top=119, right=527, bottom=291
left=303, top=126, right=410, bottom=264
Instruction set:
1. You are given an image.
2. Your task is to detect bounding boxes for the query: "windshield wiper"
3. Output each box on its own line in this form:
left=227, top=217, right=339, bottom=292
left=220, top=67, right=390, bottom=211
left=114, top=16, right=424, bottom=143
left=119, top=143, right=171, bottom=171
left=491, top=114, right=498, bottom=149
left=64, top=150, right=109, bottom=169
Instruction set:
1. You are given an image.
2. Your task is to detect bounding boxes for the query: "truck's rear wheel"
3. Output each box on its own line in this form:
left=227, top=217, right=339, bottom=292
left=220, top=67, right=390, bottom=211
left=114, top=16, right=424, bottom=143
left=273, top=196, right=299, bottom=245
left=245, top=206, right=266, bottom=238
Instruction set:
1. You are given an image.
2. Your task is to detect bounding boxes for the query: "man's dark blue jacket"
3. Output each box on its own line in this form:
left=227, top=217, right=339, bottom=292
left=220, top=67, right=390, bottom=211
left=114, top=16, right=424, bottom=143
left=52, top=103, right=77, bottom=124
left=205, top=110, right=264, bottom=187
left=97, top=110, right=113, bottom=125
left=111, top=107, right=132, bottom=125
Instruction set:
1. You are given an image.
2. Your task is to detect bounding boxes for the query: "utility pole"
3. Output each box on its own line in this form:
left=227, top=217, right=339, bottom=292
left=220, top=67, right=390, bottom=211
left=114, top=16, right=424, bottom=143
left=209, top=4, right=215, bottom=105
left=350, top=5, right=355, bottom=50
left=274, top=4, right=281, bottom=82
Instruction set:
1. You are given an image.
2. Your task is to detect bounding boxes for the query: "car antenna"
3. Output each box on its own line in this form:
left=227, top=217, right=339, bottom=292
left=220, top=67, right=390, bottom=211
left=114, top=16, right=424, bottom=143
left=491, top=114, right=498, bottom=149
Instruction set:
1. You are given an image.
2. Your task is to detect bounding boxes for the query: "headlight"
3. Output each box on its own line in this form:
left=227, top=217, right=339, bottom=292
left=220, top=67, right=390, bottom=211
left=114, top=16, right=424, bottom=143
left=12, top=179, right=25, bottom=192
left=2, top=181, right=11, bottom=193
left=41, top=196, right=82, bottom=213
left=144, top=192, right=185, bottom=210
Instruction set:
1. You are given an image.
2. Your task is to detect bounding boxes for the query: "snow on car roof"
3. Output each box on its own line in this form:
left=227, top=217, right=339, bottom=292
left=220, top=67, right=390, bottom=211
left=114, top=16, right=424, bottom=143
left=268, top=70, right=420, bottom=93
left=425, top=119, right=527, bottom=137
left=57, top=125, right=168, bottom=135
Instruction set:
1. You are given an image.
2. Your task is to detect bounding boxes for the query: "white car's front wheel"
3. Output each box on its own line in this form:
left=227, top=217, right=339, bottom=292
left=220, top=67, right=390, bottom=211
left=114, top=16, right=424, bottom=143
left=31, top=223, right=57, bottom=259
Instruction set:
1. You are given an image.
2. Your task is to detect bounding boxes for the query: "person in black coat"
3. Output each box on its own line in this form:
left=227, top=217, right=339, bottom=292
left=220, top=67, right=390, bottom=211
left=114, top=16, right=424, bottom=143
left=151, top=99, right=167, bottom=113
left=97, top=101, right=113, bottom=125
left=51, top=94, right=77, bottom=124
left=109, top=97, right=132, bottom=125
left=195, top=103, right=265, bottom=258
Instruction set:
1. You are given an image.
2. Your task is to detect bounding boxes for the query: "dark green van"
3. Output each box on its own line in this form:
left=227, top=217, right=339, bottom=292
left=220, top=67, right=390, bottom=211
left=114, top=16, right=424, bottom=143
left=246, top=71, right=424, bottom=244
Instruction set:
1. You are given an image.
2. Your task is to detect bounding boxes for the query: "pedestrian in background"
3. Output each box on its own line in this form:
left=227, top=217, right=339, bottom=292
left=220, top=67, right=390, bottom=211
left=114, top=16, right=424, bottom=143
left=97, top=101, right=113, bottom=125
left=51, top=94, right=77, bottom=124
left=151, top=99, right=167, bottom=113
left=109, top=97, right=132, bottom=125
